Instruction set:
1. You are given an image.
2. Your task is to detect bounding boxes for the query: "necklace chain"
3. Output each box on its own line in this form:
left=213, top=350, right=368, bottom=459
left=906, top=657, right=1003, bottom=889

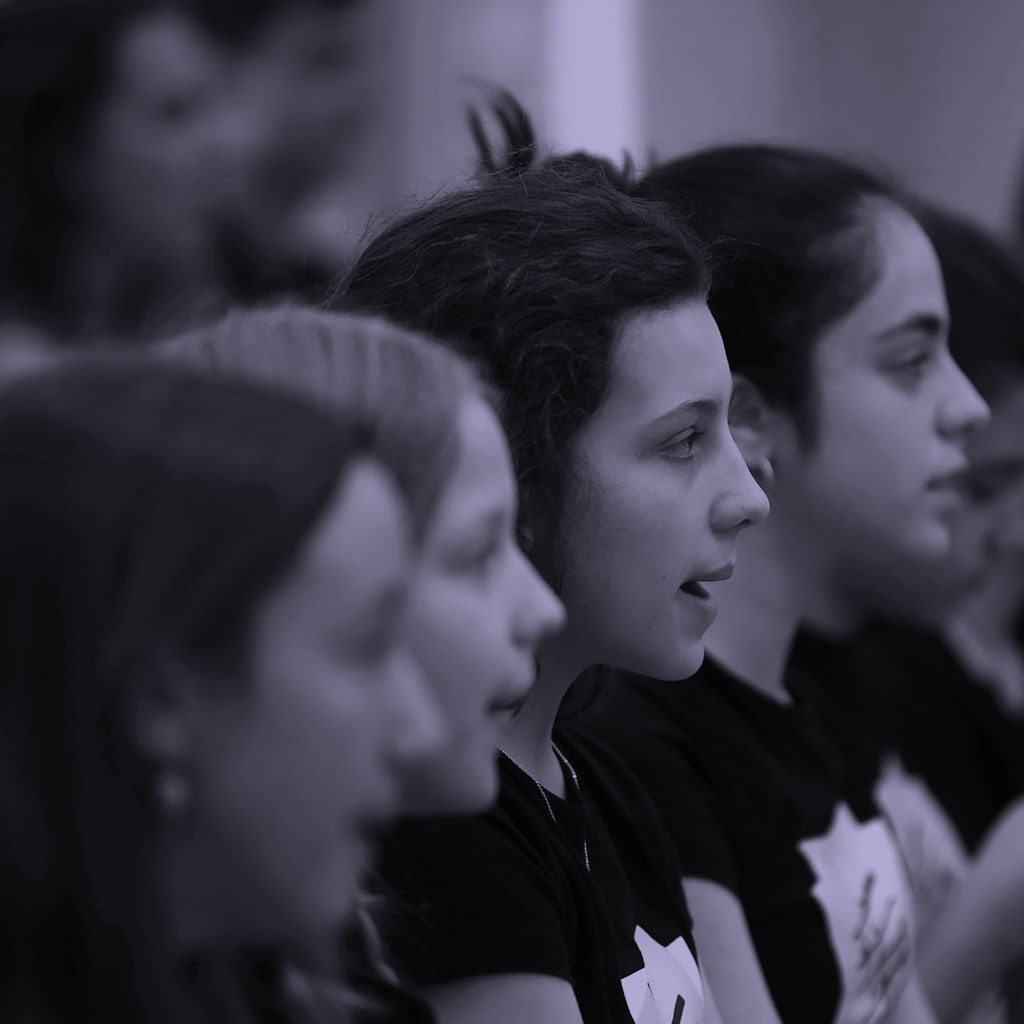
left=500, top=743, right=590, bottom=871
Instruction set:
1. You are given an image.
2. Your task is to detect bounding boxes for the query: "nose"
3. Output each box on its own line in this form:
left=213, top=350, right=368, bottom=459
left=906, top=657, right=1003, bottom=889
left=711, top=434, right=771, bottom=533
left=510, top=547, right=567, bottom=650
left=938, top=359, right=990, bottom=443
left=380, top=649, right=447, bottom=765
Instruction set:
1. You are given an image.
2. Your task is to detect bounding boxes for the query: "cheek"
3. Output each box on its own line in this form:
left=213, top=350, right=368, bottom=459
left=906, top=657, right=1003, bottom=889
left=219, top=677, right=372, bottom=817
left=404, top=578, right=500, bottom=729
left=818, top=375, right=936, bottom=486
left=189, top=679, right=378, bottom=930
left=561, top=472, right=691, bottom=599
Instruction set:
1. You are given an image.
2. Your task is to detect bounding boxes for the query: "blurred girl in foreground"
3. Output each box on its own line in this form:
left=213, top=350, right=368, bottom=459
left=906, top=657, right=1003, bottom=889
left=163, top=305, right=568, bottom=819
left=0, top=353, right=440, bottom=1022
left=164, top=305, right=568, bottom=1021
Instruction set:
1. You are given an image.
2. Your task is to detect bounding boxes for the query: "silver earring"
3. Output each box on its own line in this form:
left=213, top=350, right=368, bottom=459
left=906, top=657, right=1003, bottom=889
left=156, top=769, right=191, bottom=819
left=751, top=456, right=775, bottom=492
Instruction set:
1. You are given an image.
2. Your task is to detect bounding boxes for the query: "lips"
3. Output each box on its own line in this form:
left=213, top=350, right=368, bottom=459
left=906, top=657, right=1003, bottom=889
left=926, top=461, right=969, bottom=494
left=488, top=693, right=529, bottom=715
left=679, top=563, right=735, bottom=593
left=487, top=670, right=537, bottom=715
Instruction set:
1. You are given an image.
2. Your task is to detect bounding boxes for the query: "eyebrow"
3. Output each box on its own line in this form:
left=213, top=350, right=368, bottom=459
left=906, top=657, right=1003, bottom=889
left=459, top=506, right=510, bottom=545
left=875, top=312, right=947, bottom=342
left=646, top=398, right=722, bottom=433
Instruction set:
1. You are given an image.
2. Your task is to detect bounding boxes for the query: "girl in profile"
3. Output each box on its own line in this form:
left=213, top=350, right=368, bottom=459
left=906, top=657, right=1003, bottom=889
left=584, top=145, right=990, bottom=1024
left=339, top=100, right=768, bottom=1024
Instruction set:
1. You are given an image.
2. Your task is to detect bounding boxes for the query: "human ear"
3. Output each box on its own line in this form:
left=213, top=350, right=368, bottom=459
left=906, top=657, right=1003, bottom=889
left=128, top=660, right=206, bottom=768
left=728, top=375, right=778, bottom=467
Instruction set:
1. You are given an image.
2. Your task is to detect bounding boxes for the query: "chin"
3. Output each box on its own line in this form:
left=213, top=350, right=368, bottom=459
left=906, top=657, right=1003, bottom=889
left=629, top=640, right=707, bottom=682
left=906, top=517, right=954, bottom=561
left=398, top=751, right=500, bottom=816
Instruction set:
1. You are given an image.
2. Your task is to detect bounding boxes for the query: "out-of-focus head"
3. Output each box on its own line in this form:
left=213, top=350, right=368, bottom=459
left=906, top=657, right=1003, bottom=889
left=0, top=0, right=234, bottom=335
left=164, top=306, right=566, bottom=814
left=0, top=356, right=425, bottom=1015
left=342, top=99, right=768, bottom=682
left=878, top=205, right=1024, bottom=618
left=639, top=145, right=989, bottom=628
left=164, top=306, right=480, bottom=540
left=186, top=0, right=379, bottom=241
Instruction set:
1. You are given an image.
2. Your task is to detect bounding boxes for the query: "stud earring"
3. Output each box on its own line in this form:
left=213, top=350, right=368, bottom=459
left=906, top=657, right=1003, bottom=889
left=155, top=768, right=192, bottom=820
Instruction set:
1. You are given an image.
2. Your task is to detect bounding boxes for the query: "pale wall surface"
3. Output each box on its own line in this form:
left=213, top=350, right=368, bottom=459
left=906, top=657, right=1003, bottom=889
left=376, top=0, right=1024, bottom=238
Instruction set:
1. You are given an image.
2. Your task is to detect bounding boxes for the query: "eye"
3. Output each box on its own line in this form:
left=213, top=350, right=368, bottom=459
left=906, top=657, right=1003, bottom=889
left=900, top=349, right=932, bottom=373
left=663, top=430, right=701, bottom=462
left=462, top=534, right=505, bottom=577
left=152, top=90, right=205, bottom=125
left=346, top=614, right=399, bottom=668
left=887, top=341, right=940, bottom=388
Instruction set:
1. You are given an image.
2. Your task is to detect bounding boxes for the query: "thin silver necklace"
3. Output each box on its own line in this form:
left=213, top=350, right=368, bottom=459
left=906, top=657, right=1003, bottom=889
left=501, top=743, right=590, bottom=871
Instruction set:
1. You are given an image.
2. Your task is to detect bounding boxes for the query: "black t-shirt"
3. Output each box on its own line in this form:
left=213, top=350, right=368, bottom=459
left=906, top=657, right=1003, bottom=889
left=370, top=724, right=708, bottom=1024
left=579, top=655, right=916, bottom=1024
left=342, top=918, right=436, bottom=1024
left=790, top=622, right=1024, bottom=940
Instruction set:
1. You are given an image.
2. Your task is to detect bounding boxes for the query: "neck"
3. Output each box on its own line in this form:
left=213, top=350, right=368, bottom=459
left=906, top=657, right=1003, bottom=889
left=162, top=829, right=242, bottom=957
left=501, top=636, right=588, bottom=796
left=704, top=510, right=857, bottom=700
left=943, top=598, right=1024, bottom=713
left=161, top=827, right=307, bottom=966
left=953, top=564, right=1024, bottom=641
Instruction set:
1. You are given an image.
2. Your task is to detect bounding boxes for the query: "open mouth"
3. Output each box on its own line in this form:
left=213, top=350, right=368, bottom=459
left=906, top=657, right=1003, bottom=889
left=679, top=580, right=710, bottom=599
left=927, top=466, right=969, bottom=494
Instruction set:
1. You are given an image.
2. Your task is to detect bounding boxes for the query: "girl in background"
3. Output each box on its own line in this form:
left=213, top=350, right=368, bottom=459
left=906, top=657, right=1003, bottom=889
left=0, top=0, right=237, bottom=347
left=583, top=144, right=989, bottom=1024
left=805, top=205, right=1024, bottom=1024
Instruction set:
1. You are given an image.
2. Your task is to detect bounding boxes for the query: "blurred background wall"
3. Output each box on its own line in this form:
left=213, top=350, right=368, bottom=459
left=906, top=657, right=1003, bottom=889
left=370, top=0, right=1024, bottom=237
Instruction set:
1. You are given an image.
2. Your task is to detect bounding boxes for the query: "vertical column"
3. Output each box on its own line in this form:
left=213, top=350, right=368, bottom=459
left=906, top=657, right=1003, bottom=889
left=543, top=0, right=643, bottom=160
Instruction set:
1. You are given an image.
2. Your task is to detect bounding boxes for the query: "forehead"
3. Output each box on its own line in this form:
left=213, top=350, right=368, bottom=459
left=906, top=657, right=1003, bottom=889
left=814, top=206, right=947, bottom=373
left=428, top=399, right=515, bottom=534
left=289, top=460, right=408, bottom=606
left=113, top=10, right=222, bottom=93
left=588, top=300, right=730, bottom=432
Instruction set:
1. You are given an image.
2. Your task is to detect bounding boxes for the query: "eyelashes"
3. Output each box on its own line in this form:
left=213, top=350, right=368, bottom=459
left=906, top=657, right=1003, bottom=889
left=662, top=430, right=702, bottom=462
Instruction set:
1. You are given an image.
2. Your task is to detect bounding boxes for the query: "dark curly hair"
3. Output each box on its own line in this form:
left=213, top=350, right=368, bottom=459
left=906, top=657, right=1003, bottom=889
left=337, top=95, right=709, bottom=583
left=635, top=143, right=901, bottom=438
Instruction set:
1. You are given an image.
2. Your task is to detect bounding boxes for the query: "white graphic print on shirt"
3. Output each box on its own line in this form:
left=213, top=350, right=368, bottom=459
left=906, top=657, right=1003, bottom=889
left=620, top=926, right=705, bottom=1024
left=798, top=803, right=914, bottom=1024
left=873, top=755, right=968, bottom=937
left=873, top=758, right=1007, bottom=1024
